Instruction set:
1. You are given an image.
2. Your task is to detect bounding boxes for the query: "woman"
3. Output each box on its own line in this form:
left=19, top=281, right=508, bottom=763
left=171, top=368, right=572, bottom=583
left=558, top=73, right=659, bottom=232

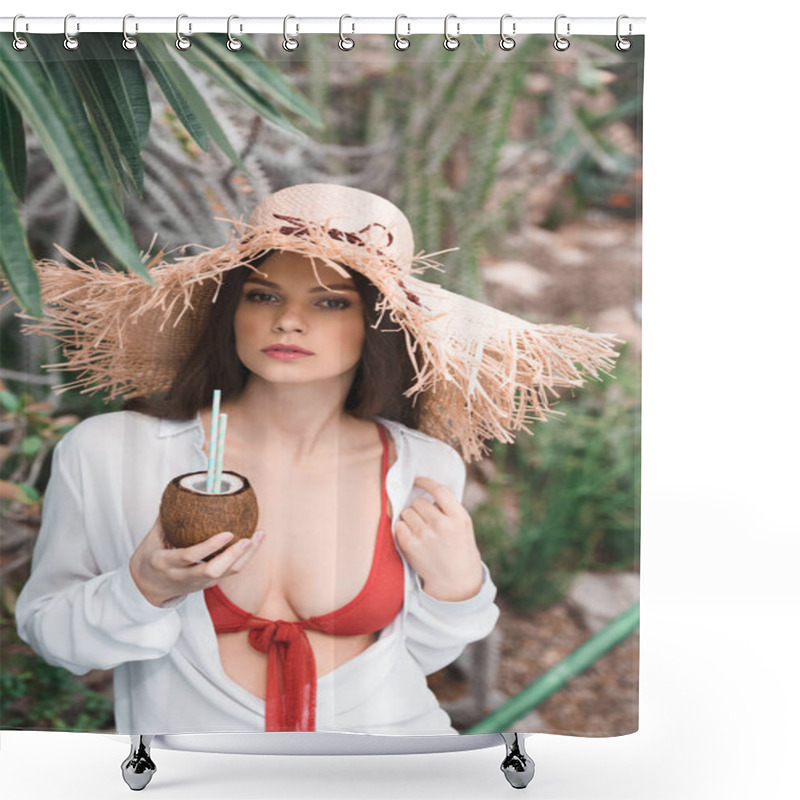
left=12, top=184, right=620, bottom=735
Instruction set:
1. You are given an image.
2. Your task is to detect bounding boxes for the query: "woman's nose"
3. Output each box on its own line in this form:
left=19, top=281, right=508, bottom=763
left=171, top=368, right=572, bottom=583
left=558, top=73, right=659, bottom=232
left=272, top=304, right=307, bottom=333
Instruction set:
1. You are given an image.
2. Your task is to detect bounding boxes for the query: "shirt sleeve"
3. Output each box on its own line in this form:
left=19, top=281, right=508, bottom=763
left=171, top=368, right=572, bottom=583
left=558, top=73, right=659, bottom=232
left=14, top=428, right=186, bottom=676
left=402, top=441, right=501, bottom=675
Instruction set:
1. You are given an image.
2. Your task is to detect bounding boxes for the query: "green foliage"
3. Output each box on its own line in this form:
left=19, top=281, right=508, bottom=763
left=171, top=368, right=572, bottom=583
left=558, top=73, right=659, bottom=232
left=0, top=32, right=322, bottom=317
left=473, top=353, right=640, bottom=610
left=0, top=387, right=109, bottom=731
left=0, top=388, right=21, bottom=412
left=0, top=384, right=78, bottom=507
left=0, top=652, right=113, bottom=731
left=0, top=35, right=150, bottom=305
left=297, top=35, right=642, bottom=301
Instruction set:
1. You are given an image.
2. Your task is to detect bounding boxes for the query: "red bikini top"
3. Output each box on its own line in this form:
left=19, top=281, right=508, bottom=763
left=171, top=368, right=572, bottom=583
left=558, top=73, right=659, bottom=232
left=203, top=422, right=405, bottom=732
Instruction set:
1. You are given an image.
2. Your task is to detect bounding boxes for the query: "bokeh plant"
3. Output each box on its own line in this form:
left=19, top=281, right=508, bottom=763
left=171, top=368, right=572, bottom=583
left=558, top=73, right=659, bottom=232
left=472, top=349, right=640, bottom=610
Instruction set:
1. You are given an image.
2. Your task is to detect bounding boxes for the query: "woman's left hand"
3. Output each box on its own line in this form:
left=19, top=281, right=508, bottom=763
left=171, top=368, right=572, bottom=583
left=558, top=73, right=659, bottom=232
left=394, top=476, right=484, bottom=602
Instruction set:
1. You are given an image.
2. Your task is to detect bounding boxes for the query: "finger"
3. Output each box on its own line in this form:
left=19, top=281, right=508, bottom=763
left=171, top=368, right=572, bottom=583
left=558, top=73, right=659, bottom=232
left=394, top=519, right=424, bottom=550
left=410, top=496, right=440, bottom=524
left=399, top=505, right=426, bottom=533
left=175, top=531, right=236, bottom=565
left=393, top=520, right=414, bottom=552
left=199, top=537, right=256, bottom=579
left=224, top=531, right=266, bottom=574
left=413, top=477, right=462, bottom=517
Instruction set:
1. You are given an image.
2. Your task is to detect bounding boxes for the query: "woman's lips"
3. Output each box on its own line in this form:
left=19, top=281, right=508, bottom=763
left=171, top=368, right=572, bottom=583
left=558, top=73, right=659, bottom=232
left=262, top=347, right=314, bottom=360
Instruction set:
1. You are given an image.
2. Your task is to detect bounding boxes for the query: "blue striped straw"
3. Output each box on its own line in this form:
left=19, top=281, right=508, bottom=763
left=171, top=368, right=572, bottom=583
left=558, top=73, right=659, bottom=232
left=205, top=389, right=221, bottom=492
left=212, top=413, right=228, bottom=494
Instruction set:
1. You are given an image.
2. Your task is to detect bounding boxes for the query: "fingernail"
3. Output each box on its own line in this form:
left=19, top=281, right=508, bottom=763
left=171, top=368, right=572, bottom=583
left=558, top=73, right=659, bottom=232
left=254, top=530, right=266, bottom=543
left=239, top=539, right=252, bottom=549
left=220, top=531, right=235, bottom=540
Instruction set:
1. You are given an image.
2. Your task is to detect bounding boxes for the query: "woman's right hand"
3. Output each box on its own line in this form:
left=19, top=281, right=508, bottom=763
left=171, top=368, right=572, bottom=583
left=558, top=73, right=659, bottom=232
left=129, top=517, right=266, bottom=608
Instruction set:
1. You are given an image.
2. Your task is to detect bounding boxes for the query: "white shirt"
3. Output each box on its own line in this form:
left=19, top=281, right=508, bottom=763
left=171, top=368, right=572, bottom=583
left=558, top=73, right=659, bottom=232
left=15, top=411, right=499, bottom=735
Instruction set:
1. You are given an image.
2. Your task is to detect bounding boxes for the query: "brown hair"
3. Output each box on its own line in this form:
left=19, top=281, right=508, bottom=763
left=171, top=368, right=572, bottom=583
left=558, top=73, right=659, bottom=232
left=122, top=257, right=422, bottom=429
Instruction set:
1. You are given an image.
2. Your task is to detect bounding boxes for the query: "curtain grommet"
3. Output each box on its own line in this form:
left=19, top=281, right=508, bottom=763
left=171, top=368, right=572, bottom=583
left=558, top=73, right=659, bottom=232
left=122, top=14, right=138, bottom=51
left=63, top=13, right=79, bottom=51
left=554, top=14, right=570, bottom=51
left=499, top=14, right=516, bottom=51
left=175, top=14, right=191, bottom=50
left=443, top=14, right=460, bottom=51
left=12, top=15, right=28, bottom=51
left=282, top=15, right=299, bottom=51
left=339, top=15, right=355, bottom=51
left=394, top=15, right=410, bottom=51
left=615, top=15, right=632, bottom=51
left=227, top=15, right=243, bottom=51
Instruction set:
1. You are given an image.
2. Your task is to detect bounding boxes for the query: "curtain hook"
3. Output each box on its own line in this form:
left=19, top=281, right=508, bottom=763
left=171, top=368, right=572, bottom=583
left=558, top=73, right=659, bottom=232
left=339, top=15, right=355, bottom=50
left=394, top=15, right=410, bottom=51
left=499, top=14, right=516, bottom=51
left=283, top=15, right=299, bottom=51
left=443, top=14, right=460, bottom=51
left=616, top=15, right=632, bottom=51
left=175, top=14, right=191, bottom=50
left=227, top=15, right=242, bottom=51
left=12, top=15, right=28, bottom=51
left=63, top=13, right=79, bottom=51
left=553, top=14, right=570, bottom=51
left=122, top=15, right=138, bottom=51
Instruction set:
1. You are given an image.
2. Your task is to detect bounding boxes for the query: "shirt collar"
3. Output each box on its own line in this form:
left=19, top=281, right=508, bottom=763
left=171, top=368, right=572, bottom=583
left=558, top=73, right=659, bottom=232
left=157, top=414, right=202, bottom=438
left=156, top=413, right=404, bottom=439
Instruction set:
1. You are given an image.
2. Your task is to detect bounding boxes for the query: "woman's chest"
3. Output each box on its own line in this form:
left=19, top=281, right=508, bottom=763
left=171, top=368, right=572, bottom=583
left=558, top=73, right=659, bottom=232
left=216, top=454, right=394, bottom=621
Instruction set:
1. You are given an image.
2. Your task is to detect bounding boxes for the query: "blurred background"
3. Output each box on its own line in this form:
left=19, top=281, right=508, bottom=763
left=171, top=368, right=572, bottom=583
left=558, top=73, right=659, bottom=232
left=0, top=33, right=641, bottom=734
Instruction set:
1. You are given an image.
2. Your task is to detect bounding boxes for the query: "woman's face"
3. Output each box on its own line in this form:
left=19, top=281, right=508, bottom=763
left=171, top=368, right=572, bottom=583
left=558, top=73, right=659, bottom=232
left=234, top=250, right=366, bottom=389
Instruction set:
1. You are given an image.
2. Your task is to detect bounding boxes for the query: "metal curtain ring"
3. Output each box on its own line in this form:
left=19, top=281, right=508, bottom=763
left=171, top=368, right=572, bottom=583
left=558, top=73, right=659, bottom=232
left=443, top=14, right=460, bottom=51
left=394, top=15, right=410, bottom=51
left=283, top=16, right=299, bottom=51
left=12, top=15, right=28, bottom=51
left=339, top=15, right=355, bottom=50
left=499, top=14, right=516, bottom=50
left=175, top=14, right=191, bottom=50
left=122, top=15, right=138, bottom=50
left=227, top=15, right=242, bottom=51
left=553, top=14, right=570, bottom=51
left=616, top=15, right=632, bottom=51
left=63, top=13, right=79, bottom=50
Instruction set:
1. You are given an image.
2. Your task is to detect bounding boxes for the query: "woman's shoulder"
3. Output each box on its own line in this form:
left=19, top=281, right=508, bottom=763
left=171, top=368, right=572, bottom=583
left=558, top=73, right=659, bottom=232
left=375, top=416, right=467, bottom=499
left=375, top=416, right=465, bottom=470
left=58, top=410, right=163, bottom=451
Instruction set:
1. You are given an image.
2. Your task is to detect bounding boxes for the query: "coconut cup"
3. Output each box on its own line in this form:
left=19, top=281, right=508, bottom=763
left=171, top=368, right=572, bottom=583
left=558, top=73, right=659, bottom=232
left=159, top=470, right=259, bottom=555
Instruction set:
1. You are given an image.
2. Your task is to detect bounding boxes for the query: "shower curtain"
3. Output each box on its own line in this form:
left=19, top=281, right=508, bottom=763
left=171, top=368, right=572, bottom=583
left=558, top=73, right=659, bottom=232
left=0, top=28, right=642, bottom=739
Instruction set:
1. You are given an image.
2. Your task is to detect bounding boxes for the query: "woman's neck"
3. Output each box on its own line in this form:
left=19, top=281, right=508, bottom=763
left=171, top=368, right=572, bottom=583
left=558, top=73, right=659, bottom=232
left=215, top=377, right=360, bottom=466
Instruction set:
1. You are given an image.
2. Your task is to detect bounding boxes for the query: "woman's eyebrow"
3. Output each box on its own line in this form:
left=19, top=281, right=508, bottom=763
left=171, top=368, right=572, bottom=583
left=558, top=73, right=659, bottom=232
left=243, top=276, right=357, bottom=293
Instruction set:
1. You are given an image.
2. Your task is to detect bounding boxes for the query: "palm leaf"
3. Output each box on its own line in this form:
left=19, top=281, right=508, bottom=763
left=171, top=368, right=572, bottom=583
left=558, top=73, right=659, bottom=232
left=0, top=85, right=26, bottom=201
left=194, top=34, right=322, bottom=127
left=25, top=34, right=127, bottom=203
left=0, top=36, right=150, bottom=283
left=170, top=35, right=307, bottom=138
left=75, top=34, right=151, bottom=192
left=0, top=159, right=41, bottom=317
left=137, top=36, right=244, bottom=166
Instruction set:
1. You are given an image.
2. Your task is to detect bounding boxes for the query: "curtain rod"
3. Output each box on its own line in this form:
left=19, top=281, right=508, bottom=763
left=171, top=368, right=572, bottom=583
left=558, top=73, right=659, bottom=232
left=0, top=16, right=646, bottom=37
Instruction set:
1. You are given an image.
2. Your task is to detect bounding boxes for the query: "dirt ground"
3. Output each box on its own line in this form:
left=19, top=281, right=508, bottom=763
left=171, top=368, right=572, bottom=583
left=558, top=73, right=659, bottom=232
left=428, top=598, right=639, bottom=736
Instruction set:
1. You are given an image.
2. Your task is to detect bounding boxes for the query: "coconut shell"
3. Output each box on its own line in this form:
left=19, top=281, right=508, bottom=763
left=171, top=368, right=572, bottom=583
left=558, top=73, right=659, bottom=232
left=159, top=470, right=259, bottom=552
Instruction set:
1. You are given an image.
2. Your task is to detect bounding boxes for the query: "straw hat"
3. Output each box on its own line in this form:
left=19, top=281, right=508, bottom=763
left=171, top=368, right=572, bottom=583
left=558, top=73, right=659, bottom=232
left=9, top=183, right=622, bottom=462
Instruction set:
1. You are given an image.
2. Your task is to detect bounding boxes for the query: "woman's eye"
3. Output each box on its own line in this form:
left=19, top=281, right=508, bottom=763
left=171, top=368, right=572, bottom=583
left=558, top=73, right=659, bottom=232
left=245, top=291, right=276, bottom=303
left=244, top=291, right=351, bottom=309
left=319, top=297, right=351, bottom=310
